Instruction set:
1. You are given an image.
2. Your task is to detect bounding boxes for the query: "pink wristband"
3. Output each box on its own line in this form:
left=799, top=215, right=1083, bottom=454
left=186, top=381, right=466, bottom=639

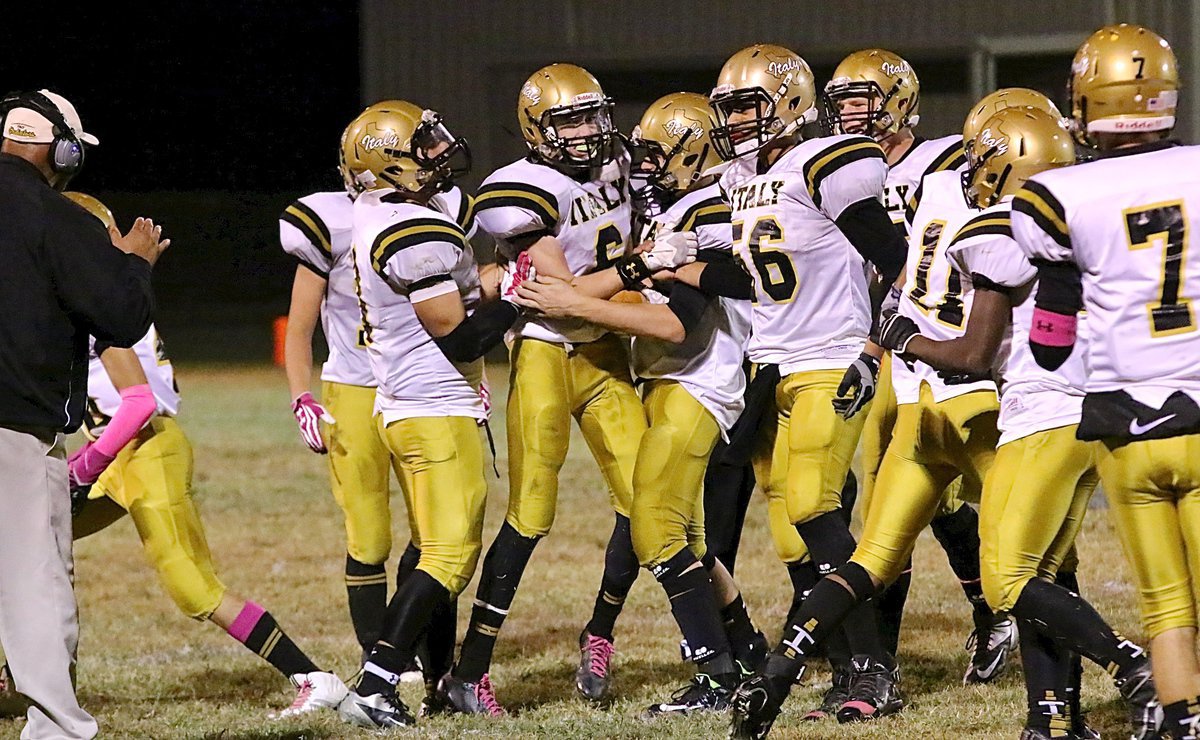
left=1030, top=308, right=1077, bottom=347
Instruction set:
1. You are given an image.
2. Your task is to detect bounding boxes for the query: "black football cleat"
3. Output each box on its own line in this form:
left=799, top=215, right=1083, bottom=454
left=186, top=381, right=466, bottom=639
left=575, top=629, right=615, bottom=702
left=437, top=672, right=505, bottom=716
left=1114, top=661, right=1163, bottom=740
left=964, top=614, right=1018, bottom=684
left=835, top=655, right=905, bottom=723
left=728, top=674, right=789, bottom=740
left=643, top=672, right=732, bottom=719
left=803, top=663, right=852, bottom=721
left=337, top=689, right=415, bottom=729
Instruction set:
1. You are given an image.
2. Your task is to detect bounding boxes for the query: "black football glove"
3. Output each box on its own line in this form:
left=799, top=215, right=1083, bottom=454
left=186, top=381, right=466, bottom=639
left=877, top=313, right=920, bottom=354
left=832, top=352, right=881, bottom=420
left=70, top=483, right=92, bottom=518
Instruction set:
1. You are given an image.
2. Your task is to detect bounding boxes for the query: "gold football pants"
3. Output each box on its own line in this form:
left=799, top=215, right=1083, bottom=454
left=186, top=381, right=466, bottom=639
left=73, top=417, right=228, bottom=619
left=851, top=385, right=999, bottom=585
left=378, top=415, right=488, bottom=596
left=858, top=354, right=968, bottom=524
left=753, top=369, right=869, bottom=564
left=979, top=424, right=1099, bottom=612
left=629, top=380, right=720, bottom=568
left=1100, top=433, right=1200, bottom=638
left=323, top=380, right=395, bottom=566
left=505, top=335, right=647, bottom=538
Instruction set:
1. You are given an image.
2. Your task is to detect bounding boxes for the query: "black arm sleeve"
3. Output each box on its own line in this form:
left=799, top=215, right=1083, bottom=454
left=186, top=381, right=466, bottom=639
left=835, top=198, right=907, bottom=287
left=47, top=208, right=154, bottom=348
left=433, top=301, right=519, bottom=363
left=697, top=259, right=754, bottom=300
left=1031, top=259, right=1083, bottom=314
left=666, top=282, right=710, bottom=336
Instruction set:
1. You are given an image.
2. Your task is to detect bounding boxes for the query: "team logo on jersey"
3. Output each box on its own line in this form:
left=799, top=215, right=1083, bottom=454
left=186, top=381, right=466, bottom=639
left=521, top=82, right=541, bottom=105
left=882, top=61, right=911, bottom=76
left=977, top=127, right=1009, bottom=155
left=663, top=117, right=703, bottom=140
left=767, top=57, right=804, bottom=78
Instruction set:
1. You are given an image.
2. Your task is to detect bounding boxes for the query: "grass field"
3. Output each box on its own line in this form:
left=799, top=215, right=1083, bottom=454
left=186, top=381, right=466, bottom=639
left=0, top=364, right=1148, bottom=739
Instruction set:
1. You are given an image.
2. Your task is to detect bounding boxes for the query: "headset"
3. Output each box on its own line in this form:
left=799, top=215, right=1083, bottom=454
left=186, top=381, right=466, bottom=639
left=0, top=91, right=85, bottom=176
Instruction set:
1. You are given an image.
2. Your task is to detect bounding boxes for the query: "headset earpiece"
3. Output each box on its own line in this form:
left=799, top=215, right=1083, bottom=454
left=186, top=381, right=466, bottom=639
left=0, top=91, right=85, bottom=175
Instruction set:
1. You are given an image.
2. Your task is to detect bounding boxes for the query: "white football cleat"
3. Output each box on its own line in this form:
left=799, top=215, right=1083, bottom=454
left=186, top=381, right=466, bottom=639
left=272, top=671, right=349, bottom=718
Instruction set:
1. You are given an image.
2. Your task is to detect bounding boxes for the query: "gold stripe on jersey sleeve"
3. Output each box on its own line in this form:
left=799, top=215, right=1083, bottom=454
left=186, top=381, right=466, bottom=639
left=680, top=203, right=732, bottom=232
left=1013, top=181, right=1070, bottom=249
left=371, top=219, right=469, bottom=277
left=927, top=143, right=967, bottom=175
left=803, top=138, right=887, bottom=206
left=457, top=193, right=477, bottom=233
left=475, top=182, right=561, bottom=228
left=283, top=202, right=333, bottom=256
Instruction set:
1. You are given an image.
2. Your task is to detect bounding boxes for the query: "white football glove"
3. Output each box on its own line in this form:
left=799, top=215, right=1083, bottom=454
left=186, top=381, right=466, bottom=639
left=642, top=230, right=698, bottom=272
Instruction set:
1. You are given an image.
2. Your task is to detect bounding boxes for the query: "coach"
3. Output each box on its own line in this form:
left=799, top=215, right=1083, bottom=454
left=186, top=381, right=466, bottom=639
left=0, top=90, right=167, bottom=740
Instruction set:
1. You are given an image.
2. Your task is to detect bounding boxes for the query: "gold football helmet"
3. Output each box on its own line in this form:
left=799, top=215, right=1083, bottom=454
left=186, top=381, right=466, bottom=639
left=627, top=92, right=721, bottom=212
left=709, top=43, right=817, bottom=159
left=518, top=63, right=617, bottom=172
left=63, top=191, right=116, bottom=231
left=963, top=88, right=1063, bottom=144
left=823, top=49, right=920, bottom=139
left=339, top=100, right=470, bottom=197
left=1069, top=23, right=1178, bottom=147
left=962, top=106, right=1075, bottom=209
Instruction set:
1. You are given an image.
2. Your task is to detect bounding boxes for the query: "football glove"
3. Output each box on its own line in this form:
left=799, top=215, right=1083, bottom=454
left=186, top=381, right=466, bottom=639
left=642, top=230, right=698, bottom=272
left=832, top=352, right=881, bottom=420
left=67, top=440, right=115, bottom=489
left=877, top=313, right=921, bottom=355
left=292, top=392, right=335, bottom=454
left=500, top=251, right=535, bottom=304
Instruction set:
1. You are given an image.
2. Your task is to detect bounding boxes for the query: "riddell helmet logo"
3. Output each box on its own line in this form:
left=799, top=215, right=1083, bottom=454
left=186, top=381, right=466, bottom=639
left=767, top=58, right=803, bottom=78
left=522, top=82, right=541, bottom=105
left=1113, top=119, right=1162, bottom=130
left=360, top=131, right=400, bottom=151
left=5, top=122, right=36, bottom=139
left=882, top=61, right=911, bottom=76
left=663, top=118, right=702, bottom=139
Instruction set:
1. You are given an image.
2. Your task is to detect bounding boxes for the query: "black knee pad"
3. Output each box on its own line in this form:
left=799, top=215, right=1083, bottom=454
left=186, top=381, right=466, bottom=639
left=795, top=511, right=857, bottom=574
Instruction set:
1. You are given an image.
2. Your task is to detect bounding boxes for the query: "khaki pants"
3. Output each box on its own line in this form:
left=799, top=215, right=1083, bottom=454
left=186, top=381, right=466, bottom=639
left=0, top=426, right=97, bottom=739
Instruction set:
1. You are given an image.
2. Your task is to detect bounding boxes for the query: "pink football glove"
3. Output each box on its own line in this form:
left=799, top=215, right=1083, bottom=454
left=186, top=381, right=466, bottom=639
left=68, top=440, right=116, bottom=488
left=500, top=251, right=536, bottom=304
left=477, top=372, right=492, bottom=423
left=291, top=392, right=336, bottom=454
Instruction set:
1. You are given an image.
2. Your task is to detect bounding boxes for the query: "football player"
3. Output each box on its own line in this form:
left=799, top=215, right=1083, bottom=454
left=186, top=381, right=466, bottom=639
left=1013, top=23, right=1197, bottom=739
left=516, top=92, right=768, bottom=717
left=823, top=48, right=1009, bottom=689
left=333, top=102, right=512, bottom=729
left=65, top=192, right=349, bottom=718
left=279, top=99, right=475, bottom=695
left=442, top=63, right=650, bottom=711
left=693, top=43, right=907, bottom=731
left=880, top=105, right=1159, bottom=740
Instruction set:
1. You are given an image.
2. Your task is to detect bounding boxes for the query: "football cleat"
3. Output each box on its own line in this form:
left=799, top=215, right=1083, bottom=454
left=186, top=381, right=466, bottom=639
left=836, top=655, right=905, bottom=723
left=643, top=673, right=731, bottom=719
left=418, top=688, right=454, bottom=718
left=337, top=689, right=415, bottom=729
left=1075, top=719, right=1101, bottom=740
left=438, top=673, right=505, bottom=716
left=272, top=671, right=348, bottom=718
left=803, top=664, right=852, bottom=721
left=728, top=674, right=789, bottom=740
left=0, top=663, right=30, bottom=718
left=1114, top=661, right=1163, bottom=740
left=963, top=614, right=1018, bottom=685
left=1018, top=727, right=1077, bottom=740
left=575, top=630, right=615, bottom=702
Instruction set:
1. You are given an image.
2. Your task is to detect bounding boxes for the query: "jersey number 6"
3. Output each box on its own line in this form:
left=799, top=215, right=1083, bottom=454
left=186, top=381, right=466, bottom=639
left=734, top=216, right=798, bottom=303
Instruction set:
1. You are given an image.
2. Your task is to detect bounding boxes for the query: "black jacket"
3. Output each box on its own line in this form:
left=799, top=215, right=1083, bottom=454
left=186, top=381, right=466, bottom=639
left=0, top=154, right=154, bottom=432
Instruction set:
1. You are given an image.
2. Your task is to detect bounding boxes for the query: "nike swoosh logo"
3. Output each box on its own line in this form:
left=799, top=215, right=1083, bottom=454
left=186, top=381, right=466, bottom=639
left=974, top=651, right=1005, bottom=681
left=1129, top=414, right=1177, bottom=436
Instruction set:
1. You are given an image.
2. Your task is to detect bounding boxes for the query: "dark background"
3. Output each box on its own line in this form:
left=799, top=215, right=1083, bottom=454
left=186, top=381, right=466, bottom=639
left=5, top=6, right=361, bottom=361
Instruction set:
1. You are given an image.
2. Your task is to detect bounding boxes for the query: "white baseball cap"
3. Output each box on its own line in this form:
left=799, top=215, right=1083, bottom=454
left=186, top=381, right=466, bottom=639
left=3, top=90, right=99, bottom=146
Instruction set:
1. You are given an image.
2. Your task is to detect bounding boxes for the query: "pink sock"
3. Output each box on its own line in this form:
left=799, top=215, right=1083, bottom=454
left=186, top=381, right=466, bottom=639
left=226, top=601, right=266, bottom=643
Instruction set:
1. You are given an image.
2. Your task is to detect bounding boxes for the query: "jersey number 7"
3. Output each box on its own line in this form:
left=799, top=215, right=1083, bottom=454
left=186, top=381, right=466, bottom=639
left=1124, top=201, right=1195, bottom=337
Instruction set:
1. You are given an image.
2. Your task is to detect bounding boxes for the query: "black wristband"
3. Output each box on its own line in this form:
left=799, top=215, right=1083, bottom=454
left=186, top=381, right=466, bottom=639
left=615, top=254, right=652, bottom=290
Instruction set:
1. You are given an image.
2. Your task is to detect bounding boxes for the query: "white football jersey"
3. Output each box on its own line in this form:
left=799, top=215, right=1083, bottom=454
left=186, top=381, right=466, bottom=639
left=722, top=134, right=887, bottom=374
left=474, top=155, right=631, bottom=344
left=352, top=189, right=484, bottom=423
left=893, top=170, right=998, bottom=404
left=947, top=202, right=1087, bottom=445
left=631, top=182, right=751, bottom=433
left=1013, top=142, right=1200, bottom=410
left=84, top=325, right=180, bottom=439
left=886, top=134, right=965, bottom=232
left=280, top=187, right=476, bottom=388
